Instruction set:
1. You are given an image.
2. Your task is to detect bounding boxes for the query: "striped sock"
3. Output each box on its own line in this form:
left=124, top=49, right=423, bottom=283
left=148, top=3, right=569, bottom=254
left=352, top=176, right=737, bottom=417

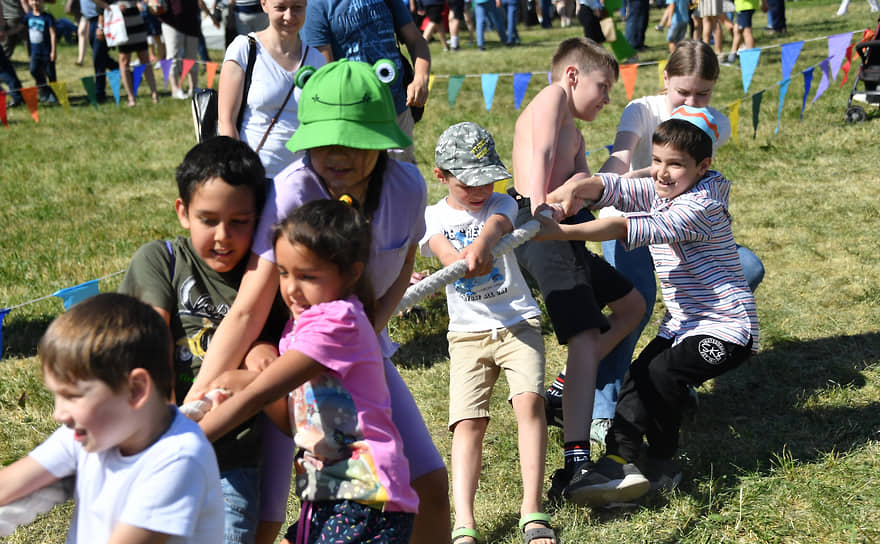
left=564, top=441, right=591, bottom=473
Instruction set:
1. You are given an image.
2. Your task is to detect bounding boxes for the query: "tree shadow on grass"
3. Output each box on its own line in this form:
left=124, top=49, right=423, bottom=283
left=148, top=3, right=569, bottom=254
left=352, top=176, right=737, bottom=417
left=1, top=313, right=55, bottom=361
left=681, top=331, right=880, bottom=486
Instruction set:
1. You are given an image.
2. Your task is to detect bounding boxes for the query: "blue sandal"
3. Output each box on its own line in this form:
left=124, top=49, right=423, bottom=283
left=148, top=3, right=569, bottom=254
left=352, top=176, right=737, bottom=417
left=452, top=526, right=481, bottom=544
left=518, top=513, right=557, bottom=544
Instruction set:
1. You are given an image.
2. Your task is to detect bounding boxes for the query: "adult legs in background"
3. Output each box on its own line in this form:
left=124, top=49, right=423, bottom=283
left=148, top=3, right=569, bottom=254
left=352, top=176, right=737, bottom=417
left=76, top=14, right=88, bottom=64
left=624, top=0, right=649, bottom=49
left=766, top=0, right=785, bottom=31
left=504, top=1, right=521, bottom=44
left=540, top=0, right=553, bottom=26
left=577, top=2, right=604, bottom=43
left=88, top=16, right=119, bottom=101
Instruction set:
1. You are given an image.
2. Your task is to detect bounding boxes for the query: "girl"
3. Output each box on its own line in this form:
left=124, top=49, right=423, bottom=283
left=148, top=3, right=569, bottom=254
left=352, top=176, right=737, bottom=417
left=199, top=199, right=419, bottom=544
left=546, top=40, right=764, bottom=446
left=190, top=59, right=451, bottom=544
left=106, top=0, right=159, bottom=105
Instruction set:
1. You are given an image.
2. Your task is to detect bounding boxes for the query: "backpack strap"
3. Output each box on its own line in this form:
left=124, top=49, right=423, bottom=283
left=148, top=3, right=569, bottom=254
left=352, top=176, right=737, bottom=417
left=236, top=35, right=258, bottom=132
left=164, top=240, right=176, bottom=278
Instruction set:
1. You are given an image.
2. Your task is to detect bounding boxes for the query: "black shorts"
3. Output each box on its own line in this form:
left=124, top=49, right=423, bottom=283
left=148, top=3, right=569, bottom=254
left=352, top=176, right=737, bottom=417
left=448, top=0, right=467, bottom=20
left=424, top=4, right=445, bottom=22
left=512, top=200, right=633, bottom=344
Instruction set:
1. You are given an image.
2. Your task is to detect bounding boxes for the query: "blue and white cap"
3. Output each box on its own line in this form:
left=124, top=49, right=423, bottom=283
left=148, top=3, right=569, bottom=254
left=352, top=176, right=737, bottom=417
left=669, top=105, right=719, bottom=149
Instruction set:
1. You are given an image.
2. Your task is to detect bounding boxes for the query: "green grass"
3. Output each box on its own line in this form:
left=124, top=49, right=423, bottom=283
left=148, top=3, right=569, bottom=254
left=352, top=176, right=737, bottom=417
left=2, top=0, right=880, bottom=541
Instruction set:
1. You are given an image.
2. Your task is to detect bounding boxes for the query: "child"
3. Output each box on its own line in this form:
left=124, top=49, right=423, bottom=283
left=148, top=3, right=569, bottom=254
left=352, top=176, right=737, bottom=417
left=198, top=199, right=420, bottom=544
left=666, top=0, right=690, bottom=51
left=0, top=293, right=225, bottom=542
left=118, top=136, right=291, bottom=543
left=420, top=122, right=555, bottom=544
left=724, top=0, right=758, bottom=64
left=540, top=106, right=759, bottom=506
left=23, top=0, right=58, bottom=104
left=510, top=36, right=646, bottom=501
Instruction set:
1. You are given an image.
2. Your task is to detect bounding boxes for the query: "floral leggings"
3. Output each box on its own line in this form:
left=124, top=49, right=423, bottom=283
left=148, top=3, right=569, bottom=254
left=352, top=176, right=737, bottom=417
left=284, top=500, right=414, bottom=544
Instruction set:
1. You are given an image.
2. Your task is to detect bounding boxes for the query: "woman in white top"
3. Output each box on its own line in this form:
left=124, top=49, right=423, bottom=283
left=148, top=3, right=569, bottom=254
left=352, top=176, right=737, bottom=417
left=218, top=0, right=325, bottom=179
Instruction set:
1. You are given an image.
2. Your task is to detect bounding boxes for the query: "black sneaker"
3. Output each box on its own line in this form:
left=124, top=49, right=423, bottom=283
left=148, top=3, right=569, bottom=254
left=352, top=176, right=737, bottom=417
left=563, top=455, right=650, bottom=506
left=546, top=467, right=573, bottom=504
left=639, top=456, right=682, bottom=493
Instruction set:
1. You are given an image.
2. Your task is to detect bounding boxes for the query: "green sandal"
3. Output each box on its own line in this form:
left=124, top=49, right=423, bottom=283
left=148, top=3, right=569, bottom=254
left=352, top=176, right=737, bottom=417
left=451, top=526, right=481, bottom=544
left=518, top=512, right=558, bottom=544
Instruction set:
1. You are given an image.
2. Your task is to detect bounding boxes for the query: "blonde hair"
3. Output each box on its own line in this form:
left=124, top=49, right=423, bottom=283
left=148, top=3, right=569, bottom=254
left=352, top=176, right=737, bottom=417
left=550, top=37, right=619, bottom=83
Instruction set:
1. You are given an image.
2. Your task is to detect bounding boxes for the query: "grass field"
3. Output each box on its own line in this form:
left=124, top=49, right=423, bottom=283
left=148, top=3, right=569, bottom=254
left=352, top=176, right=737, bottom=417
left=2, top=0, right=880, bottom=542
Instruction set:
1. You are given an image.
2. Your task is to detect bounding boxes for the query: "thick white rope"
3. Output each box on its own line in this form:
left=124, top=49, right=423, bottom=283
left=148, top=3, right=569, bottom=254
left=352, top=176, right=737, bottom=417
left=394, top=211, right=549, bottom=315
left=179, top=388, right=231, bottom=422
left=0, top=477, right=74, bottom=537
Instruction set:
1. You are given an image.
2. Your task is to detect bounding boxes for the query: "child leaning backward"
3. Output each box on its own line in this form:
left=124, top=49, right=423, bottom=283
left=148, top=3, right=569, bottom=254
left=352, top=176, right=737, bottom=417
left=538, top=106, right=759, bottom=506
left=420, top=122, right=556, bottom=544
left=119, top=136, right=292, bottom=544
left=510, top=36, right=646, bottom=502
left=0, top=293, right=225, bottom=542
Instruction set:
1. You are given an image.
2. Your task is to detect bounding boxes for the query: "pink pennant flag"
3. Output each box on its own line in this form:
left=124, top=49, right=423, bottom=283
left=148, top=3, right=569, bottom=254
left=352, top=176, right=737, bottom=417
left=181, top=59, right=196, bottom=82
left=827, top=32, right=852, bottom=81
left=839, top=44, right=855, bottom=86
left=481, top=73, right=499, bottom=111
left=812, top=58, right=831, bottom=104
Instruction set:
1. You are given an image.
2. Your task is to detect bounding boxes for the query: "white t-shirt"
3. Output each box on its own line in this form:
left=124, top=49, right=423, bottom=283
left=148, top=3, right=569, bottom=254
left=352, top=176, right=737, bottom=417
left=224, top=34, right=327, bottom=178
left=600, top=94, right=731, bottom=218
left=420, top=192, right=541, bottom=332
left=29, top=408, right=225, bottom=544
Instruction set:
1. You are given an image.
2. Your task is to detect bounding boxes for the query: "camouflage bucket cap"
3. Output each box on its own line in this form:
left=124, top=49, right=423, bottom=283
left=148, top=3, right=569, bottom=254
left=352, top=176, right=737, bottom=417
left=435, top=122, right=511, bottom=187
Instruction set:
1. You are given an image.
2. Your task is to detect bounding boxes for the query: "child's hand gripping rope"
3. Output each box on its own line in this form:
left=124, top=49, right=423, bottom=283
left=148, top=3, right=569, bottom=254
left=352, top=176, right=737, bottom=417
left=393, top=210, right=552, bottom=315
left=179, top=388, right=232, bottom=422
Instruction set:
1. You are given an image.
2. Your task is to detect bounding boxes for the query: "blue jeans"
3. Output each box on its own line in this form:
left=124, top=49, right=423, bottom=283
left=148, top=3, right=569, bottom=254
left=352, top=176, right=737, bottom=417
left=540, top=0, right=553, bottom=26
left=220, top=466, right=261, bottom=544
left=88, top=16, right=119, bottom=100
left=29, top=54, right=56, bottom=89
left=0, top=45, right=23, bottom=101
left=624, top=0, right=649, bottom=49
left=503, top=2, right=520, bottom=43
left=593, top=241, right=764, bottom=419
left=474, top=2, right=507, bottom=47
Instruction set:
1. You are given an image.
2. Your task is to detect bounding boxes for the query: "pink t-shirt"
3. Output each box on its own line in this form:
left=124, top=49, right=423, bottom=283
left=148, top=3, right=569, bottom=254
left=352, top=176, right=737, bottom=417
left=279, top=296, right=419, bottom=513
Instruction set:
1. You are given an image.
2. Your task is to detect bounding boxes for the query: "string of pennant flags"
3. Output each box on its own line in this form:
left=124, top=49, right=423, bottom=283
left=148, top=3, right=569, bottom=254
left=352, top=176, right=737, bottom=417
left=0, top=27, right=870, bottom=357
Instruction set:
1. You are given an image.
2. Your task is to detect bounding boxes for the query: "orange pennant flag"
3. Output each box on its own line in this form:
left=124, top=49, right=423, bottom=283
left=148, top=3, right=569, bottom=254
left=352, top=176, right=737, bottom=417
left=50, top=81, right=70, bottom=113
left=206, top=61, right=219, bottom=88
left=657, top=59, right=667, bottom=92
left=21, top=87, right=39, bottom=122
left=620, top=63, right=638, bottom=101
left=181, top=58, right=196, bottom=82
left=839, top=44, right=854, bottom=86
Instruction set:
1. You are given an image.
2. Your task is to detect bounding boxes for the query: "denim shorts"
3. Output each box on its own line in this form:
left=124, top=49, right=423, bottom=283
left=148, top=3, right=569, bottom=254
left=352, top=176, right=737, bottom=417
left=221, top=466, right=261, bottom=544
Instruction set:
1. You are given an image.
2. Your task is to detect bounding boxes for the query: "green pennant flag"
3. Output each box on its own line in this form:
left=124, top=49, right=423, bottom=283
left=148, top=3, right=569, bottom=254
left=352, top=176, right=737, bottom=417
left=81, top=76, right=97, bottom=109
left=448, top=75, right=465, bottom=109
left=608, top=27, right=636, bottom=63
left=751, top=90, right=764, bottom=139
left=605, top=0, right=622, bottom=12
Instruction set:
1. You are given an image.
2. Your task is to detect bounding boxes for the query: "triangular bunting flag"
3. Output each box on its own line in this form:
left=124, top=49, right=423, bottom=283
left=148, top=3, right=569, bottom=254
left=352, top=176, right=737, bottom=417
left=605, top=0, right=621, bottom=11
left=481, top=73, right=499, bottom=111
left=609, top=28, right=637, bottom=62
left=513, top=72, right=531, bottom=109
left=81, top=75, right=98, bottom=108
left=53, top=280, right=100, bottom=311
left=448, top=75, right=464, bottom=108
left=428, top=74, right=435, bottom=93
left=620, top=63, right=637, bottom=100
left=801, top=67, right=813, bottom=119
left=0, top=91, right=7, bottom=128
left=107, top=69, right=122, bottom=105
left=206, top=61, right=219, bottom=89
left=21, top=87, right=39, bottom=122
left=604, top=144, right=613, bottom=154
left=181, top=58, right=196, bottom=82
left=840, top=44, right=854, bottom=86
left=657, top=59, right=667, bottom=91
left=729, top=99, right=740, bottom=142
left=547, top=71, right=552, bottom=85
left=739, top=48, right=761, bottom=94
left=0, top=308, right=9, bottom=358
left=49, top=81, right=70, bottom=112
left=776, top=78, right=790, bottom=134
left=132, top=64, right=146, bottom=98
left=160, top=59, right=173, bottom=89
left=780, top=41, right=804, bottom=80
left=751, top=90, right=764, bottom=139
left=828, top=33, right=851, bottom=81
left=812, top=58, right=831, bottom=103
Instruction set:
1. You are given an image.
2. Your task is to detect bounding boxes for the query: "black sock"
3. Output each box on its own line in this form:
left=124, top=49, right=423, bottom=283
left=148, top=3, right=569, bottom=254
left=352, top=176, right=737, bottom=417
left=547, top=372, right=565, bottom=400
left=563, top=441, right=591, bottom=474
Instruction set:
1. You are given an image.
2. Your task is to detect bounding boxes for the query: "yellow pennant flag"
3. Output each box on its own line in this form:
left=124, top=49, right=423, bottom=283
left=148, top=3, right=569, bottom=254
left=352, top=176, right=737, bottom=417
left=657, top=59, right=667, bottom=92
left=428, top=74, right=435, bottom=94
left=728, top=99, right=741, bottom=143
left=50, top=81, right=70, bottom=113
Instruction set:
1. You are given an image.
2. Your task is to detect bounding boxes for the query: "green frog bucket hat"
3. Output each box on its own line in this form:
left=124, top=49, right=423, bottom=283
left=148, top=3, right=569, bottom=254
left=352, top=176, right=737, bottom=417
left=286, top=58, right=412, bottom=153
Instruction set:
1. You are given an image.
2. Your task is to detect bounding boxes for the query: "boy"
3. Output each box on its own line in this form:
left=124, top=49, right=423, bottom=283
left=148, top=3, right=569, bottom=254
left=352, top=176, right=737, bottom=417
left=0, top=293, right=225, bottom=542
left=510, top=36, right=646, bottom=501
left=420, top=122, right=556, bottom=544
left=23, top=0, right=58, bottom=104
left=119, top=136, right=289, bottom=543
left=539, top=106, right=759, bottom=505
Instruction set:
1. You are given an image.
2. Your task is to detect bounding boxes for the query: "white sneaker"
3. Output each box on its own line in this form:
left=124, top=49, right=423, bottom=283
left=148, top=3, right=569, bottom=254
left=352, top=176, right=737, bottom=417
left=172, top=89, right=188, bottom=100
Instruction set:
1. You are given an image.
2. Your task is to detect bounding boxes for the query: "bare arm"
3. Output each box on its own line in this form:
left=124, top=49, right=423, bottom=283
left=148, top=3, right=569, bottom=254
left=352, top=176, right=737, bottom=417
left=599, top=130, right=640, bottom=174
left=184, top=253, right=279, bottom=404
left=107, top=525, right=170, bottom=544
left=0, top=457, right=58, bottom=506
left=547, top=173, right=605, bottom=216
left=217, top=60, right=245, bottom=139
left=426, top=234, right=462, bottom=268
left=526, top=87, right=567, bottom=214
left=398, top=21, right=430, bottom=107
left=537, top=214, right=627, bottom=243
left=199, top=349, right=323, bottom=442
left=374, top=244, right=417, bottom=333
left=49, top=25, right=56, bottom=62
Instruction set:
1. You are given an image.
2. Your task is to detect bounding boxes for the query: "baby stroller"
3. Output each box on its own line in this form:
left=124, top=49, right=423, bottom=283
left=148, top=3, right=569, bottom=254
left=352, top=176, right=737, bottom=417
left=845, top=16, right=880, bottom=123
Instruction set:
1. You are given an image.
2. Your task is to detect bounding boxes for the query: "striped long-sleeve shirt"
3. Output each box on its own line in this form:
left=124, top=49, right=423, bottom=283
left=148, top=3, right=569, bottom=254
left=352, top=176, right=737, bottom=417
left=596, top=171, right=759, bottom=352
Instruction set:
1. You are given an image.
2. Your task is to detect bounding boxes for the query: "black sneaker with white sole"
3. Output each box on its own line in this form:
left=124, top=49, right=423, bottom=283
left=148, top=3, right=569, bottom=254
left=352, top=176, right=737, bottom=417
left=563, top=455, right=650, bottom=506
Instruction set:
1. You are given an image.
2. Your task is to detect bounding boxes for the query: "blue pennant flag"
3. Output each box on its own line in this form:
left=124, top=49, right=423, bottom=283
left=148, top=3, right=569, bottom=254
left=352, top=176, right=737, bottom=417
left=53, top=280, right=100, bottom=310
left=0, top=308, right=9, bottom=359
left=739, top=48, right=761, bottom=94
left=812, top=58, right=831, bottom=104
left=481, top=73, right=499, bottom=111
left=781, top=41, right=804, bottom=80
left=132, top=64, right=147, bottom=98
left=776, top=78, right=791, bottom=134
left=107, top=69, right=122, bottom=106
left=801, top=67, right=813, bottom=120
left=513, top=72, right=532, bottom=110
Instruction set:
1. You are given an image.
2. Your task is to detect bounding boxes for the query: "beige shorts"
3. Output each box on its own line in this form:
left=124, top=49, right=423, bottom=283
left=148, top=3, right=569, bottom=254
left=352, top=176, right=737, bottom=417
left=447, top=317, right=545, bottom=427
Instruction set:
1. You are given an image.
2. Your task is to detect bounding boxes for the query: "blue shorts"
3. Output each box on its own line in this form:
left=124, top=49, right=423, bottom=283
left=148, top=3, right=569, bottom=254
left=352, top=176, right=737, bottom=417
left=286, top=500, right=414, bottom=544
left=667, top=20, right=688, bottom=42
left=221, top=466, right=261, bottom=544
left=735, top=9, right=754, bottom=28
